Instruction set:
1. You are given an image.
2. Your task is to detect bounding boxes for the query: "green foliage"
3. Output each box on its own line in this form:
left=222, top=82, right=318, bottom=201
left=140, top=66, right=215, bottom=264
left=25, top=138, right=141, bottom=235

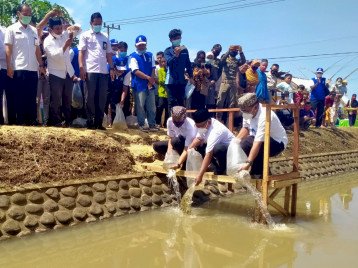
left=0, top=0, right=75, bottom=27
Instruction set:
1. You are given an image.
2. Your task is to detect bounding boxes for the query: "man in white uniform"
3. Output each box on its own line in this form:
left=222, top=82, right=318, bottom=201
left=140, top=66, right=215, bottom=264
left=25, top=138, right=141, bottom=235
left=4, top=3, right=45, bottom=125
left=153, top=106, right=197, bottom=169
left=0, top=24, right=7, bottom=124
left=79, top=12, right=114, bottom=130
left=189, top=108, right=235, bottom=185
left=237, top=93, right=288, bottom=177
left=44, top=17, right=79, bottom=127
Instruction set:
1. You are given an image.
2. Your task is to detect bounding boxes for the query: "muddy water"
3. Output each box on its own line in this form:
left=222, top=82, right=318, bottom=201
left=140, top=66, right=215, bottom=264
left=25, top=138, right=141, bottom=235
left=1, top=173, right=358, bottom=268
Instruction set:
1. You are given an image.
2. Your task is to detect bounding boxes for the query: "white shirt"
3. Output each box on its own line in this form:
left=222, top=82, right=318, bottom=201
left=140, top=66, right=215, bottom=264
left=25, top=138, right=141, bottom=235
left=4, top=22, right=39, bottom=71
left=167, top=117, right=197, bottom=147
left=78, top=29, right=112, bottom=74
left=243, top=104, right=288, bottom=147
left=196, top=118, right=235, bottom=153
left=43, top=32, right=74, bottom=79
left=129, top=53, right=155, bottom=71
left=0, top=26, right=6, bottom=69
left=123, top=71, right=131, bottom=87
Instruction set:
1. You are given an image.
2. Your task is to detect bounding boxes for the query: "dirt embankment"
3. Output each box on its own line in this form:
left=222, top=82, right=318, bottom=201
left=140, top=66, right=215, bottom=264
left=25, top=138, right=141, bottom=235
left=0, top=125, right=357, bottom=188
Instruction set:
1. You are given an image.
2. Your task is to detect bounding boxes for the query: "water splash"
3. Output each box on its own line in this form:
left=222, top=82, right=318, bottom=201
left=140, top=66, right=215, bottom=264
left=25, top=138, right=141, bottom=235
left=167, top=169, right=181, bottom=204
left=234, top=170, right=275, bottom=228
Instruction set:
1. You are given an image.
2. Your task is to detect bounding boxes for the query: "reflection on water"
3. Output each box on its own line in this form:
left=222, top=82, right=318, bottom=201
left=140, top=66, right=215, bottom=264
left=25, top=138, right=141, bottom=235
left=1, top=173, right=358, bottom=268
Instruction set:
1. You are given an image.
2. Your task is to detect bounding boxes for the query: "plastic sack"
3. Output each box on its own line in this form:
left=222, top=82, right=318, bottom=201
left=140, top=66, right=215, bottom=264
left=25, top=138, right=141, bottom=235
left=72, top=82, right=83, bottom=109
left=185, top=82, right=195, bottom=99
left=163, top=150, right=180, bottom=171
left=102, top=113, right=108, bottom=128
left=186, top=149, right=203, bottom=187
left=112, top=104, right=128, bottom=130
left=126, top=115, right=138, bottom=128
left=226, top=138, right=248, bottom=176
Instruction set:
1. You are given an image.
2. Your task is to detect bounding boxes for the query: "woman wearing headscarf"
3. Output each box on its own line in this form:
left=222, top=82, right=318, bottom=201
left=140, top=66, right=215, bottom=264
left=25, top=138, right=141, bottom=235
left=191, top=51, right=211, bottom=110
left=245, top=60, right=260, bottom=93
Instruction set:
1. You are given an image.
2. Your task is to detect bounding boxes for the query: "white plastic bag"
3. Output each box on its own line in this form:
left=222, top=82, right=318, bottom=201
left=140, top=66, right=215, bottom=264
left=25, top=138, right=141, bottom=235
left=112, top=104, right=128, bottom=130
left=163, top=150, right=180, bottom=171
left=72, top=82, right=83, bottom=109
left=102, top=113, right=108, bottom=128
left=186, top=149, right=203, bottom=187
left=226, top=138, right=248, bottom=176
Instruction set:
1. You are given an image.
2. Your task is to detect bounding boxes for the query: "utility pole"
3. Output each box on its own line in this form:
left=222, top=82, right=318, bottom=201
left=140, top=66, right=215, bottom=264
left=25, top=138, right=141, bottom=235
left=103, top=22, right=120, bottom=39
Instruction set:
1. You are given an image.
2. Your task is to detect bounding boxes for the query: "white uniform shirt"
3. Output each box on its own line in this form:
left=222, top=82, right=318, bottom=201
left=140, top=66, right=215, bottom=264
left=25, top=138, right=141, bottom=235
left=43, top=32, right=74, bottom=79
left=167, top=117, right=197, bottom=147
left=196, top=118, right=235, bottom=153
left=4, top=22, right=39, bottom=71
left=0, top=26, right=6, bottom=69
left=123, top=71, right=131, bottom=87
left=78, top=29, right=112, bottom=74
left=243, top=104, right=288, bottom=147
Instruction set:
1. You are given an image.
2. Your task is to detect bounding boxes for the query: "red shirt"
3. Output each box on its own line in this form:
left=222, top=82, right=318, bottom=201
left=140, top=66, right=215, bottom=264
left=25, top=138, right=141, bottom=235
left=325, top=96, right=334, bottom=108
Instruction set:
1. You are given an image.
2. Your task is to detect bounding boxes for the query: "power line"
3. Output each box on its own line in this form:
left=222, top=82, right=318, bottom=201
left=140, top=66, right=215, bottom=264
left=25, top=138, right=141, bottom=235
left=106, top=0, right=251, bottom=23
left=106, top=0, right=285, bottom=25
left=267, top=51, right=358, bottom=60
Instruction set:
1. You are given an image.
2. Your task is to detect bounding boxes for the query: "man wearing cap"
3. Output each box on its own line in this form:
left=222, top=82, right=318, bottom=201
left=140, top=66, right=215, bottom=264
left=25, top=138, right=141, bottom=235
left=79, top=12, right=114, bottom=130
left=237, top=93, right=287, bottom=177
left=216, top=45, right=246, bottom=122
left=129, top=35, right=157, bottom=131
left=309, top=68, right=330, bottom=128
left=4, top=3, right=46, bottom=125
left=189, top=108, right=235, bottom=185
left=164, top=29, right=194, bottom=112
left=153, top=106, right=197, bottom=168
left=44, top=17, right=80, bottom=127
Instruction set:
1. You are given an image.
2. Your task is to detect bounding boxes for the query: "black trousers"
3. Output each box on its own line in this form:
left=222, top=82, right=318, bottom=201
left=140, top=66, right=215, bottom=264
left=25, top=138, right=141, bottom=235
left=349, top=114, right=357, bottom=127
left=196, top=143, right=229, bottom=175
left=49, top=74, right=73, bottom=125
left=153, top=135, right=185, bottom=156
left=85, top=73, right=109, bottom=127
left=240, top=136, right=285, bottom=176
left=191, top=90, right=206, bottom=110
left=155, top=97, right=169, bottom=126
left=12, top=70, right=38, bottom=125
left=166, top=84, right=186, bottom=114
left=311, top=99, right=325, bottom=127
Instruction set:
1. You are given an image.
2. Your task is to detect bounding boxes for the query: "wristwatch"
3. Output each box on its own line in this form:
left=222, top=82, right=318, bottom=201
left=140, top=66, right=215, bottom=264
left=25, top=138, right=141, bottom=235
left=246, top=160, right=253, bottom=166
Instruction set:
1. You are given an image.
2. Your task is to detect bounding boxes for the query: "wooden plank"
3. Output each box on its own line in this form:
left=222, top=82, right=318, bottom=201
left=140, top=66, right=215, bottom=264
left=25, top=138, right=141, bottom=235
left=269, top=188, right=282, bottom=199
left=291, top=183, right=298, bottom=217
left=228, top=111, right=234, bottom=132
left=268, top=198, right=289, bottom=217
left=262, top=105, right=272, bottom=207
left=262, top=104, right=299, bottom=110
left=142, top=164, right=237, bottom=183
left=284, top=186, right=291, bottom=212
left=268, top=172, right=300, bottom=181
left=272, top=178, right=301, bottom=189
left=293, top=108, right=300, bottom=172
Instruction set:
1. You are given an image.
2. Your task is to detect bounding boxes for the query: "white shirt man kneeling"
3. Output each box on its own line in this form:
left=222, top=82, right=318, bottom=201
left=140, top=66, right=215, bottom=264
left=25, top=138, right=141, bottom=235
left=237, top=93, right=288, bottom=178
left=189, top=108, right=235, bottom=186
left=153, top=106, right=197, bottom=170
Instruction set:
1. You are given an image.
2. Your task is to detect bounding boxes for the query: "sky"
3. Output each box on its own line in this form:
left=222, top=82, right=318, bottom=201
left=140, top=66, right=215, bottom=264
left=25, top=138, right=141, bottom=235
left=50, top=0, right=358, bottom=96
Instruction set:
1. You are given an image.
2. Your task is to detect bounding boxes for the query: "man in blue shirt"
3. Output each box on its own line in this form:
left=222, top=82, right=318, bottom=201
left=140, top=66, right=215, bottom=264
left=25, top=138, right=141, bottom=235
left=310, top=68, right=330, bottom=128
left=106, top=40, right=130, bottom=125
left=256, top=59, right=270, bottom=103
left=129, top=35, right=157, bottom=132
left=164, top=29, right=193, bottom=112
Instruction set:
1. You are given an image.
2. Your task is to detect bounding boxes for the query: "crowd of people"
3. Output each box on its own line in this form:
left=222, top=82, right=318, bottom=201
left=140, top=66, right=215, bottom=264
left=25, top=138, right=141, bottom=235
left=0, top=4, right=357, bottom=132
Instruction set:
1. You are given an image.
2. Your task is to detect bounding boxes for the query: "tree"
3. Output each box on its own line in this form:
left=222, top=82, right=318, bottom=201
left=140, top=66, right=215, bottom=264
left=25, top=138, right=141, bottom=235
left=0, top=0, right=75, bottom=27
